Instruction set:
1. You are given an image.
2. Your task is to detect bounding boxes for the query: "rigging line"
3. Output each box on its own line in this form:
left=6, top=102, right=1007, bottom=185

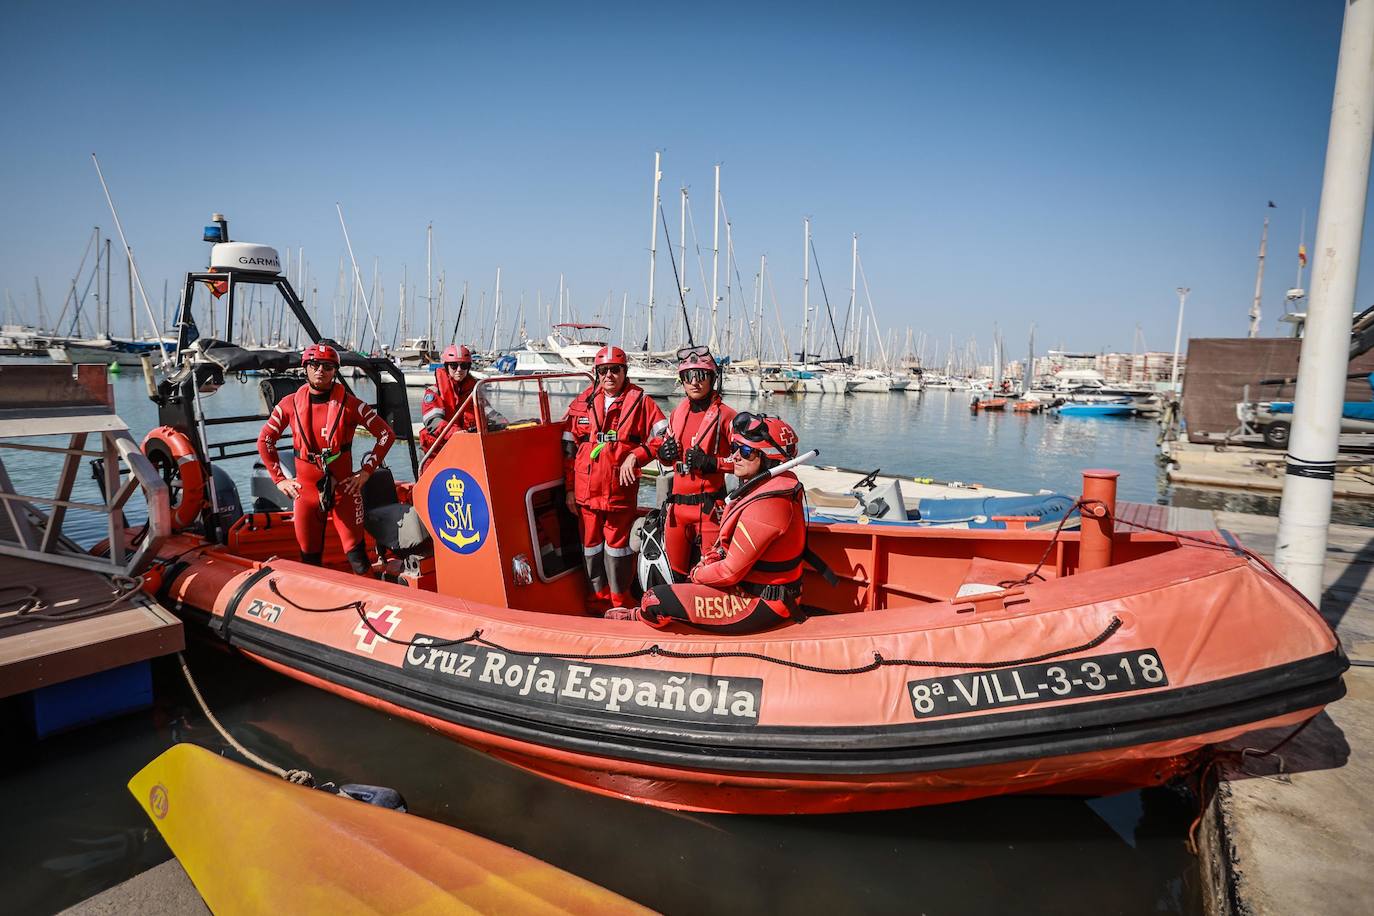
left=449, top=285, right=468, bottom=345
left=54, top=227, right=98, bottom=335
left=658, top=203, right=696, bottom=347
left=808, top=235, right=847, bottom=363
left=685, top=197, right=712, bottom=314
left=856, top=251, right=889, bottom=365
left=765, top=260, right=790, bottom=362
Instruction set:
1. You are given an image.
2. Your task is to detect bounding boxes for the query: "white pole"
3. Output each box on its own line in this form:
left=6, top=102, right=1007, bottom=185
left=710, top=163, right=721, bottom=350
left=679, top=186, right=689, bottom=345
left=1249, top=214, right=1270, bottom=338
left=801, top=217, right=810, bottom=363
left=620, top=292, right=629, bottom=347
left=647, top=151, right=661, bottom=351
left=489, top=267, right=503, bottom=352
left=1275, top=0, right=1374, bottom=604
left=1170, top=287, right=1189, bottom=394
left=849, top=233, right=858, bottom=366
left=426, top=223, right=433, bottom=345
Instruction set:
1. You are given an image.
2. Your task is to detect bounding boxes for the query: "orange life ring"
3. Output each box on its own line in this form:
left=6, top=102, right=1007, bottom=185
left=142, top=426, right=208, bottom=530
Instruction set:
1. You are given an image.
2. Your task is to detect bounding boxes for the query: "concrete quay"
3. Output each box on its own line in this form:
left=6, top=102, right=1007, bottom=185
left=1199, top=512, right=1374, bottom=916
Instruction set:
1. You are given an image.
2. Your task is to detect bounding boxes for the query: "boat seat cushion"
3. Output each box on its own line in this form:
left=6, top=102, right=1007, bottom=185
left=365, top=503, right=431, bottom=553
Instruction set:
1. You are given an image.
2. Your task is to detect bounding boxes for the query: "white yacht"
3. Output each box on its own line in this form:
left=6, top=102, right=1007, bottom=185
left=547, top=324, right=678, bottom=397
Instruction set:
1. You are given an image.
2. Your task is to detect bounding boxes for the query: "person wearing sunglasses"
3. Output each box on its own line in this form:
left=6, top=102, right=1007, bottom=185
left=561, top=344, right=666, bottom=611
left=256, top=342, right=396, bottom=576
left=418, top=344, right=505, bottom=465
left=609, top=413, right=807, bottom=633
left=648, top=346, right=737, bottom=582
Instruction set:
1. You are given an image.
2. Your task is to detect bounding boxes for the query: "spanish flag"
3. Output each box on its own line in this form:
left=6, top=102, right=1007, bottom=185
left=1299, top=244, right=1308, bottom=269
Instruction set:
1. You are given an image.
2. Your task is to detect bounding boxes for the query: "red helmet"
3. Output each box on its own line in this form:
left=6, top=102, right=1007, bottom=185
left=302, top=343, right=340, bottom=366
left=676, top=345, right=718, bottom=377
left=730, top=412, right=798, bottom=461
left=594, top=345, right=628, bottom=368
left=441, top=344, right=473, bottom=365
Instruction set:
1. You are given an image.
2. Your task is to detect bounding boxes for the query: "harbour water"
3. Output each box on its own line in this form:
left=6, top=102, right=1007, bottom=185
left=4, top=371, right=1208, bottom=915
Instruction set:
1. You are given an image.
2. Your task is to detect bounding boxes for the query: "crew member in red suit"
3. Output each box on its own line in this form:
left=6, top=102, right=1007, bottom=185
left=651, top=346, right=736, bottom=582
left=418, top=344, right=504, bottom=467
left=257, top=343, right=396, bottom=575
left=610, top=414, right=806, bottom=633
left=562, top=345, right=666, bottom=610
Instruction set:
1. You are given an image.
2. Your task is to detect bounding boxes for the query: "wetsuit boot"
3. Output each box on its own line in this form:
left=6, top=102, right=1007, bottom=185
left=605, top=551, right=637, bottom=609
left=583, top=547, right=610, bottom=610
left=345, top=544, right=374, bottom=577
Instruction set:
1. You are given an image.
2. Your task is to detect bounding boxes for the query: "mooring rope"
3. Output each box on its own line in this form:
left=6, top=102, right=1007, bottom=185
left=176, top=650, right=315, bottom=786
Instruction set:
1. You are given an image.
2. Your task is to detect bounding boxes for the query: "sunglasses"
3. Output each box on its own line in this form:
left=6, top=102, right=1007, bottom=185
left=306, top=360, right=338, bottom=371
left=734, top=443, right=758, bottom=458
left=445, top=362, right=472, bottom=371
left=680, top=368, right=712, bottom=385
left=596, top=365, right=627, bottom=376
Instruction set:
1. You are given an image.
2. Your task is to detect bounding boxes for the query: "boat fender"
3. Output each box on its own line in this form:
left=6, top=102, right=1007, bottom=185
left=141, top=426, right=208, bottom=531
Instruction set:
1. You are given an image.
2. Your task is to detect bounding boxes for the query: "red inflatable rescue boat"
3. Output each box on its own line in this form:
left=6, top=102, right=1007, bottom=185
left=130, top=250, right=1346, bottom=815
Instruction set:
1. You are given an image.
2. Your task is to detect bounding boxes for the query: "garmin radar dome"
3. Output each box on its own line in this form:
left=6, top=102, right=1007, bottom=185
left=203, top=213, right=282, bottom=274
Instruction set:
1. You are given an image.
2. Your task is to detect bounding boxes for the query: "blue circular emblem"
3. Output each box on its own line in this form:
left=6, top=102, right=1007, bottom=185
left=427, top=468, right=491, bottom=555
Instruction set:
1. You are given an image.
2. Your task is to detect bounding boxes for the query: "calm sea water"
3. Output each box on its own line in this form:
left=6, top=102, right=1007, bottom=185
left=2, top=370, right=1204, bottom=915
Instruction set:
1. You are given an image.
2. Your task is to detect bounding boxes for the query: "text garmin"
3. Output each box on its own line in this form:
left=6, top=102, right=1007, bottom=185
left=404, top=637, right=762, bottom=724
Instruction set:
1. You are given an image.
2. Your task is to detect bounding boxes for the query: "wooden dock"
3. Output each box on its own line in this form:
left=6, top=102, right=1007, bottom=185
left=0, top=363, right=181, bottom=724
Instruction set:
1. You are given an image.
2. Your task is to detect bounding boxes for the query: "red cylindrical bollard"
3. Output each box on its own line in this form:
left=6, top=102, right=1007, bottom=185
left=1079, top=469, right=1119, bottom=572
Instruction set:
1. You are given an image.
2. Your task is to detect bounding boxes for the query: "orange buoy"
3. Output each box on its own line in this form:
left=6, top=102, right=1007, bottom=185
left=142, top=426, right=207, bottom=530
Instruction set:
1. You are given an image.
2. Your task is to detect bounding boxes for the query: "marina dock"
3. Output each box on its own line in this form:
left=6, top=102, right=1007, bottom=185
left=1165, top=439, right=1374, bottom=500
left=0, top=364, right=181, bottom=734
left=1198, top=511, right=1374, bottom=916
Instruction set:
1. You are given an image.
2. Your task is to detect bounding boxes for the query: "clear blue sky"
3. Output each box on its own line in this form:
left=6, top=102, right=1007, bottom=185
left=0, top=0, right=1358, bottom=360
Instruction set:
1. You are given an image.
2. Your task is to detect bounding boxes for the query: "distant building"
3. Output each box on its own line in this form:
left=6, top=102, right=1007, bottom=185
left=1094, top=351, right=1184, bottom=385
left=1044, top=350, right=1098, bottom=374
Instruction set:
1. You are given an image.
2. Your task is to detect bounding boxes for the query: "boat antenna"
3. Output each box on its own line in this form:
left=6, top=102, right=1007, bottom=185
left=658, top=202, right=695, bottom=348
left=91, top=154, right=169, bottom=367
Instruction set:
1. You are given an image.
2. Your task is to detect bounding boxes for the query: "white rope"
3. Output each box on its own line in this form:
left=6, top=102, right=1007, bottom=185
left=177, top=651, right=315, bottom=785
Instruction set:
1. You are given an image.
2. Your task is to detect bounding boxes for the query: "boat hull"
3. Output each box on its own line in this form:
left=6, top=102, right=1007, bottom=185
left=147, top=525, right=1346, bottom=815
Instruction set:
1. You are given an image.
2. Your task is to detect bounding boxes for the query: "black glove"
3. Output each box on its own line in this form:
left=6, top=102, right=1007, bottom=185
left=684, top=446, right=716, bottom=473
left=657, top=436, right=681, bottom=464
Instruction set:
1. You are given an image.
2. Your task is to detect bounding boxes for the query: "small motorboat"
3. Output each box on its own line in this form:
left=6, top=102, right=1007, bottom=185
left=1013, top=400, right=1045, bottom=413
left=970, top=397, right=1008, bottom=411
left=130, top=744, right=648, bottom=913
left=120, top=224, right=1348, bottom=815
left=1053, top=397, right=1136, bottom=417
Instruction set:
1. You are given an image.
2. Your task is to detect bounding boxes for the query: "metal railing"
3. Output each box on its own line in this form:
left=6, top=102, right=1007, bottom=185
left=0, top=364, right=169, bottom=576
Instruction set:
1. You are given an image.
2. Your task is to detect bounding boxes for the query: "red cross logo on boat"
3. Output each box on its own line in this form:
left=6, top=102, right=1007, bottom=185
left=354, top=605, right=402, bottom=655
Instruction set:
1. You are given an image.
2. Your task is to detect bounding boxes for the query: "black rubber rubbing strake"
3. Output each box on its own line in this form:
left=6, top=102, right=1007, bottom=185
left=218, top=566, right=275, bottom=641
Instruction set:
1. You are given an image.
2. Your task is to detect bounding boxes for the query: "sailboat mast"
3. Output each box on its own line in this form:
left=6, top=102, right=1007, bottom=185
left=849, top=233, right=857, bottom=365
left=710, top=164, right=721, bottom=349
left=801, top=217, right=810, bottom=362
left=646, top=151, right=661, bottom=351
left=489, top=267, right=503, bottom=351
left=426, top=223, right=434, bottom=346
left=679, top=187, right=689, bottom=346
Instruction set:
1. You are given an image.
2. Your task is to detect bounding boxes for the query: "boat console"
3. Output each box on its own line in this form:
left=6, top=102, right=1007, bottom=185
left=413, top=374, right=590, bottom=615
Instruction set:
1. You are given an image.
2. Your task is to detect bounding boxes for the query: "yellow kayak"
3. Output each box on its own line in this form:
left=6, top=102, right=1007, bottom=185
left=129, top=744, right=652, bottom=914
